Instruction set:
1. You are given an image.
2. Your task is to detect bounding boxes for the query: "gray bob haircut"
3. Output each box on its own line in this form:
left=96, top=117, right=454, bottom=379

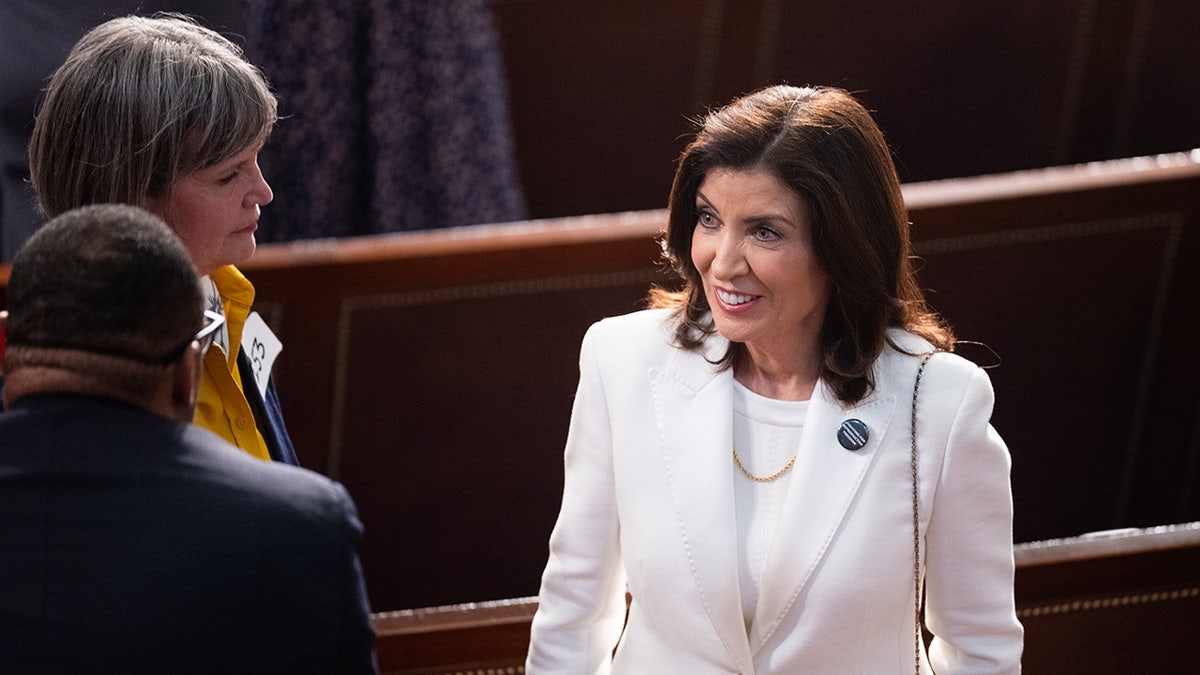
left=28, top=13, right=278, bottom=217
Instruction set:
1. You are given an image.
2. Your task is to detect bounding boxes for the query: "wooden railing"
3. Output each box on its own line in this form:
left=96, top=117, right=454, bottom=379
left=372, top=597, right=537, bottom=675
left=369, top=522, right=1200, bottom=674
left=1015, top=522, right=1200, bottom=673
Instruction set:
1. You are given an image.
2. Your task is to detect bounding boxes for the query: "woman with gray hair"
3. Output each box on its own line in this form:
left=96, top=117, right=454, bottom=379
left=27, top=13, right=296, bottom=465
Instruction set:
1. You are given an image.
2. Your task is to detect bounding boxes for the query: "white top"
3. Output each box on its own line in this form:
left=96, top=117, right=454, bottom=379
left=732, top=380, right=810, bottom=632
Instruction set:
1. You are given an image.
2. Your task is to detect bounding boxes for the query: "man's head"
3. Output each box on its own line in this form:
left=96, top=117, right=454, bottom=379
left=2, top=204, right=206, bottom=418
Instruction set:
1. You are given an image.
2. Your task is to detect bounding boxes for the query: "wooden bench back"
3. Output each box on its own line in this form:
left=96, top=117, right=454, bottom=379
left=367, top=522, right=1200, bottom=673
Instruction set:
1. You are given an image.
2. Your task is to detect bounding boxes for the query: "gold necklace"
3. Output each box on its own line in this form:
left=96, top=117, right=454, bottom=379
left=732, top=447, right=797, bottom=483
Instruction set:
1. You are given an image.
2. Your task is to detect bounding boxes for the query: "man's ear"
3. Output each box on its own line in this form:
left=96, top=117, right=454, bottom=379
left=170, top=341, right=202, bottom=422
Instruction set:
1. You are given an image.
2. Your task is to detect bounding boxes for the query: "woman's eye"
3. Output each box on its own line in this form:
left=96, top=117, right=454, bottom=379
left=753, top=225, right=780, bottom=241
left=218, top=172, right=239, bottom=185
left=696, top=209, right=718, bottom=228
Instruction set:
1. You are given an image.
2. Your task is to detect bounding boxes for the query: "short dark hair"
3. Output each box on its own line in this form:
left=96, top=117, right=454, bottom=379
left=654, top=85, right=953, bottom=404
left=6, top=204, right=202, bottom=364
left=28, top=13, right=277, bottom=217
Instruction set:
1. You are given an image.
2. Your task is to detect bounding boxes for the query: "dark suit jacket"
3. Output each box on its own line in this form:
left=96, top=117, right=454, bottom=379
left=0, top=393, right=377, bottom=674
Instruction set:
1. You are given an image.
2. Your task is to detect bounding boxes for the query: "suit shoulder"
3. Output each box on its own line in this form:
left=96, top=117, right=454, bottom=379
left=879, top=331, right=989, bottom=391
left=589, top=307, right=676, bottom=338
left=180, top=426, right=358, bottom=525
left=583, top=308, right=677, bottom=353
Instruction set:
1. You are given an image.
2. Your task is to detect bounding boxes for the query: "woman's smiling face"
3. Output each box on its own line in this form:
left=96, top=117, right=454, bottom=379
left=690, top=167, right=831, bottom=362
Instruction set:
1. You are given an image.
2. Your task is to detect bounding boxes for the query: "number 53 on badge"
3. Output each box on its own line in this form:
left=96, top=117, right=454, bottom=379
left=241, top=311, right=282, bottom=398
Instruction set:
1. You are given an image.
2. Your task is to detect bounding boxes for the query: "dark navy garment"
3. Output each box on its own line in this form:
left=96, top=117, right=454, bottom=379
left=238, top=349, right=298, bottom=466
left=0, top=393, right=377, bottom=674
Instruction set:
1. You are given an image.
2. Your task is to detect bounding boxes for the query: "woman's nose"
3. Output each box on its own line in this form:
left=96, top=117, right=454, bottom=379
left=249, top=162, right=273, bottom=207
left=710, top=233, right=747, bottom=278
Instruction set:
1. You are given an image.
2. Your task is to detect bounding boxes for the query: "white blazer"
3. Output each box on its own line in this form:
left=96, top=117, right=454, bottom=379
left=527, top=309, right=1023, bottom=674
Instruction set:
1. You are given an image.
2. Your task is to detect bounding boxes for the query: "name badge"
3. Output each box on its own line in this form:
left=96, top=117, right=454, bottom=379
left=241, top=311, right=283, bottom=398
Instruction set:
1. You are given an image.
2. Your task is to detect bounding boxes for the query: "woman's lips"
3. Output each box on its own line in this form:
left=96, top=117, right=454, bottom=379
left=714, top=286, right=759, bottom=312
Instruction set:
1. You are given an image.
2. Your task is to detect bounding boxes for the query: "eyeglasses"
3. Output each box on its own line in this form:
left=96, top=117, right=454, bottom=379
left=160, top=310, right=225, bottom=364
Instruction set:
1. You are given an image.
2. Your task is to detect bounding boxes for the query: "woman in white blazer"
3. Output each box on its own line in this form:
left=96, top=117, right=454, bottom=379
left=527, top=85, right=1024, bottom=674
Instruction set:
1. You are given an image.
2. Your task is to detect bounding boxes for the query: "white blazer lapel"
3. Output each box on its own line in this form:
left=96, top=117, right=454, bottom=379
left=648, top=347, right=755, bottom=669
left=749, top=383, right=898, bottom=647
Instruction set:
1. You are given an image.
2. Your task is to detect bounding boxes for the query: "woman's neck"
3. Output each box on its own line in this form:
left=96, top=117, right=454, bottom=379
left=733, top=343, right=822, bottom=401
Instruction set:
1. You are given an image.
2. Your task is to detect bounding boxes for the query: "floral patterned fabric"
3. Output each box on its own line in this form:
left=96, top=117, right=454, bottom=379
left=245, top=0, right=525, bottom=241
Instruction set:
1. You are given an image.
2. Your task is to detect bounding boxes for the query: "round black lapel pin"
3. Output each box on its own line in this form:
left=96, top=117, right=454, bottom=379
left=837, top=418, right=869, bottom=451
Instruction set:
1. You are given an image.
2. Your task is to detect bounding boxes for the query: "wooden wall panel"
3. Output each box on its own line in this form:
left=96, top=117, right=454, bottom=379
left=904, top=157, right=1200, bottom=536
left=1121, top=0, right=1200, bottom=159
left=241, top=212, right=673, bottom=610
left=245, top=211, right=670, bottom=479
left=917, top=215, right=1179, bottom=541
left=493, top=0, right=1200, bottom=219
left=763, top=0, right=1083, bottom=181
left=493, top=0, right=710, bottom=218
left=335, top=275, right=661, bottom=610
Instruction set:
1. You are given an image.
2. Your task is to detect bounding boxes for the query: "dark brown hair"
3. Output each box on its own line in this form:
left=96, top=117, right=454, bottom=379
left=653, top=84, right=953, bottom=404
